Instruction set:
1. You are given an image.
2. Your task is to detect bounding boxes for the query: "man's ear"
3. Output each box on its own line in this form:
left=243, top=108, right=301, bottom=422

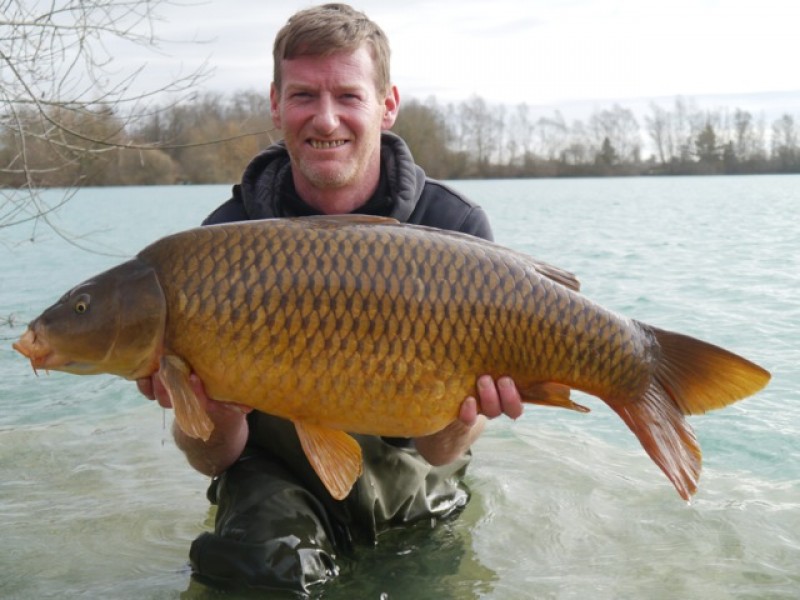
left=269, top=82, right=282, bottom=129
left=381, top=84, right=400, bottom=130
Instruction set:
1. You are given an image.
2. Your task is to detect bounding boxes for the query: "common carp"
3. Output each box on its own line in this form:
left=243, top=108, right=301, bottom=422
left=13, top=215, right=770, bottom=501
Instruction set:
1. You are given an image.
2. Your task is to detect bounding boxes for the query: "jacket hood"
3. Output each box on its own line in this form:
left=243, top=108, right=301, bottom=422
left=239, top=131, right=426, bottom=221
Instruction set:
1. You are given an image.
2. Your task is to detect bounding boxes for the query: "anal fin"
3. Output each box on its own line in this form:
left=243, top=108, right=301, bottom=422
left=520, top=381, right=590, bottom=413
left=294, top=421, right=363, bottom=500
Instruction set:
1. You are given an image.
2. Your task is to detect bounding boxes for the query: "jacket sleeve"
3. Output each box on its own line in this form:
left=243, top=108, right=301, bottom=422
left=457, top=205, right=494, bottom=242
left=408, top=180, right=495, bottom=243
left=202, top=185, right=249, bottom=226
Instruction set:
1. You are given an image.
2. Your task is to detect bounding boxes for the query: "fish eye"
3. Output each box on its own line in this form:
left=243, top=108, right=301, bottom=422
left=74, top=294, right=91, bottom=314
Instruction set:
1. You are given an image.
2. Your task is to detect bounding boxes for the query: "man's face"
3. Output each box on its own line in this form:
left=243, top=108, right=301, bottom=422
left=270, top=46, right=398, bottom=199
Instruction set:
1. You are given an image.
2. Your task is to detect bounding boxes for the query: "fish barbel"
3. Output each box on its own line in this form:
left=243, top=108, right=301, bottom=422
left=13, top=215, right=770, bottom=500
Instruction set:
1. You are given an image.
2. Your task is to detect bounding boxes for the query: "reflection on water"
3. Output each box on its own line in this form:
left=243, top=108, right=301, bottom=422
left=2, top=178, right=799, bottom=598
left=171, top=501, right=496, bottom=600
left=0, top=400, right=208, bottom=599
left=323, top=502, right=498, bottom=600
left=177, top=486, right=498, bottom=600
left=468, top=429, right=800, bottom=600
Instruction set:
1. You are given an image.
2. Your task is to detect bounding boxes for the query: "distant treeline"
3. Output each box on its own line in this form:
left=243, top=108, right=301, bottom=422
left=2, top=90, right=799, bottom=188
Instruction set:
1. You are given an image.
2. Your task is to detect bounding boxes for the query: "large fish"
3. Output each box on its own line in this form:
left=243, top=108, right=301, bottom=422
left=13, top=215, right=770, bottom=501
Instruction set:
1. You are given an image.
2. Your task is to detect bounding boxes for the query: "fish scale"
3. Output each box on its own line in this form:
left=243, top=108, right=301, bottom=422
left=145, top=220, right=651, bottom=428
left=13, top=215, right=770, bottom=500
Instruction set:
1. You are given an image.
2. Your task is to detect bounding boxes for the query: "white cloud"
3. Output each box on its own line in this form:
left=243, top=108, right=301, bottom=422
left=109, top=0, right=800, bottom=115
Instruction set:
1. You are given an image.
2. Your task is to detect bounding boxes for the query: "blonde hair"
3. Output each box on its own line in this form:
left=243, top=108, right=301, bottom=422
left=272, top=3, right=391, bottom=94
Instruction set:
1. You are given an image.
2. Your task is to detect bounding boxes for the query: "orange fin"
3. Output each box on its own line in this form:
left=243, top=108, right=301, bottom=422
left=294, top=421, right=363, bottom=500
left=520, top=381, right=590, bottom=413
left=158, top=355, right=214, bottom=442
left=608, top=325, right=771, bottom=501
left=610, top=381, right=701, bottom=501
left=649, top=326, right=771, bottom=415
left=302, top=214, right=399, bottom=227
left=528, top=260, right=580, bottom=291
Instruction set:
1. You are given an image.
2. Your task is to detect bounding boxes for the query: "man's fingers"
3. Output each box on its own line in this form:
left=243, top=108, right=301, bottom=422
left=497, top=376, right=524, bottom=420
left=458, top=395, right=479, bottom=427
left=136, top=375, right=173, bottom=409
left=136, top=377, right=155, bottom=400
left=476, top=374, right=502, bottom=418
left=474, top=375, right=524, bottom=421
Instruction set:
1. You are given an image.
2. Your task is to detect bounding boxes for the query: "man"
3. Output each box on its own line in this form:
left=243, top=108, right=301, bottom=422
left=138, top=3, right=523, bottom=593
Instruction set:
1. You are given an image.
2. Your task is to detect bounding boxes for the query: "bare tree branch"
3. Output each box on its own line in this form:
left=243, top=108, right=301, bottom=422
left=0, top=0, right=211, bottom=236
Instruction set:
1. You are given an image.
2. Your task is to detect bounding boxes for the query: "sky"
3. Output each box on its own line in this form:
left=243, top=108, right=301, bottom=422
left=129, top=0, right=799, bottom=119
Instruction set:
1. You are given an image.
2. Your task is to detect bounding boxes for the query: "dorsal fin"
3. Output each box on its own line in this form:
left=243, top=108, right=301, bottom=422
left=292, top=215, right=400, bottom=227
left=289, top=215, right=582, bottom=291
left=527, top=259, right=581, bottom=291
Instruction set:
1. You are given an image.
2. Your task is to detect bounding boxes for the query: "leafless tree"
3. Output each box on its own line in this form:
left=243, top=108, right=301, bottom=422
left=586, top=104, right=641, bottom=164
left=506, top=102, right=535, bottom=170
left=0, top=0, right=210, bottom=237
left=771, top=114, right=799, bottom=170
left=645, top=102, right=674, bottom=165
left=732, top=109, right=766, bottom=163
left=533, top=111, right=568, bottom=162
left=456, top=95, right=504, bottom=176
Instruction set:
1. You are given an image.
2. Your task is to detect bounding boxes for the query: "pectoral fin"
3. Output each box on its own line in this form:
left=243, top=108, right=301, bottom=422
left=294, top=421, right=363, bottom=500
left=158, top=354, right=214, bottom=441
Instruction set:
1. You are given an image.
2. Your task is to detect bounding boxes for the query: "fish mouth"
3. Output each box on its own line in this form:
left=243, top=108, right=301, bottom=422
left=13, top=326, right=119, bottom=376
left=12, top=327, right=69, bottom=372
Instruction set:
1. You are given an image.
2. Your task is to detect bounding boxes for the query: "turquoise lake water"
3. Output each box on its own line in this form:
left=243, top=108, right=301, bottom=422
left=1, top=176, right=798, bottom=599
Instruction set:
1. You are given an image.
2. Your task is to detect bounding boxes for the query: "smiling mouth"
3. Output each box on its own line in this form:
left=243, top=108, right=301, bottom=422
left=309, top=139, right=348, bottom=150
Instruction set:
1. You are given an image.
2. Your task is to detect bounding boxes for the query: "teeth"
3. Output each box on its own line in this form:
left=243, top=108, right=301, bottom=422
left=310, top=140, right=346, bottom=149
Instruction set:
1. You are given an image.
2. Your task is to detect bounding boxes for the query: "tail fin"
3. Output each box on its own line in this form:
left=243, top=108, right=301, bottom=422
left=650, top=327, right=771, bottom=415
left=609, top=326, right=771, bottom=501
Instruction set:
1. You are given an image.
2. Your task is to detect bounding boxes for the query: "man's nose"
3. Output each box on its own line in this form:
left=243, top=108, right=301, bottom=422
left=313, top=96, right=339, bottom=133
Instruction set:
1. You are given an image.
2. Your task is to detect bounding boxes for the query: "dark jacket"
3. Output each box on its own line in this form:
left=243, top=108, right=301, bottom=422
left=204, top=131, right=493, bottom=241
left=202, top=132, right=492, bottom=543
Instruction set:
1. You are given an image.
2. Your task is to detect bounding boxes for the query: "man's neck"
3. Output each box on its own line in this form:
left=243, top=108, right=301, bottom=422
left=293, top=172, right=381, bottom=215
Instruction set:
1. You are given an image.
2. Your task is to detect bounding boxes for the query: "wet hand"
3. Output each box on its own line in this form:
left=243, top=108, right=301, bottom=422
left=460, top=375, right=524, bottom=427
left=137, top=373, right=251, bottom=476
left=414, top=376, right=523, bottom=466
left=136, top=375, right=169, bottom=407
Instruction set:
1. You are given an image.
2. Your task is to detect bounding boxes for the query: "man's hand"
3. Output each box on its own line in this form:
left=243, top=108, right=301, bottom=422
left=459, top=375, right=524, bottom=426
left=414, top=375, right=524, bottom=466
left=136, top=374, right=251, bottom=476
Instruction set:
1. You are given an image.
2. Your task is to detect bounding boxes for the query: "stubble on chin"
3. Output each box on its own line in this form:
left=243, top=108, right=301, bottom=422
left=300, top=163, right=353, bottom=189
left=292, top=148, right=359, bottom=190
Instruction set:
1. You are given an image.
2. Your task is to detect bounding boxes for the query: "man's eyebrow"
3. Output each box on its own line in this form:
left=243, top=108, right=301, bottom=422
left=283, top=82, right=315, bottom=91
